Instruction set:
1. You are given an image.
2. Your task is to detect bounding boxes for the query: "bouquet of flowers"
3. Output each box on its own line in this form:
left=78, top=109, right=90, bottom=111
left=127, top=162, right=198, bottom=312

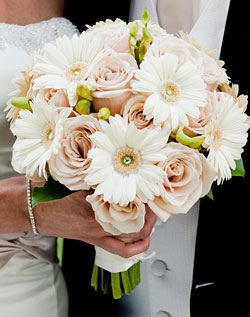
left=6, top=10, right=249, bottom=299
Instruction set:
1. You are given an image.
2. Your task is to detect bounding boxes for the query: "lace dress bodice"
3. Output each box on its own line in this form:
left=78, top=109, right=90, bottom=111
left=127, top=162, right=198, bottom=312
left=0, top=17, right=77, bottom=266
left=0, top=17, right=77, bottom=179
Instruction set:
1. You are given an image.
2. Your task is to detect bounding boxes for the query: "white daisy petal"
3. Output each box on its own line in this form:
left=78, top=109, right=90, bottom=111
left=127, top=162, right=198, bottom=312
left=204, top=93, right=249, bottom=184
left=90, top=132, right=116, bottom=153
left=11, top=96, right=66, bottom=179
left=32, top=32, right=106, bottom=106
left=85, top=115, right=166, bottom=205
left=132, top=53, right=206, bottom=130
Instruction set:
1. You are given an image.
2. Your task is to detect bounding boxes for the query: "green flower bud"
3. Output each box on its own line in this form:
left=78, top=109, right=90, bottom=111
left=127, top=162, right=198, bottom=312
left=11, top=97, right=32, bottom=111
left=98, top=107, right=111, bottom=121
left=176, top=126, right=205, bottom=149
left=141, top=9, right=150, bottom=25
left=76, top=85, right=93, bottom=101
left=129, top=22, right=139, bottom=39
left=75, top=99, right=91, bottom=115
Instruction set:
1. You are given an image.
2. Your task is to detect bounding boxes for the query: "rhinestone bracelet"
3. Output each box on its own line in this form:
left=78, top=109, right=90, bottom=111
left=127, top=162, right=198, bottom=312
left=26, top=178, right=38, bottom=235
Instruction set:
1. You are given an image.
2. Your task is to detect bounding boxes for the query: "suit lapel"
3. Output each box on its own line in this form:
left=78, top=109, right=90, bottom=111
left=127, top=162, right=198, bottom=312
left=191, top=1, right=249, bottom=315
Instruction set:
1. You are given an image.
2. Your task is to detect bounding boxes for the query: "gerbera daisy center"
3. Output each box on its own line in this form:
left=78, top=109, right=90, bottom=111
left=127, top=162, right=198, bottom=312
left=42, top=123, right=55, bottom=148
left=161, top=81, right=180, bottom=102
left=66, top=62, right=87, bottom=81
left=112, top=146, right=141, bottom=175
left=205, top=122, right=222, bottom=150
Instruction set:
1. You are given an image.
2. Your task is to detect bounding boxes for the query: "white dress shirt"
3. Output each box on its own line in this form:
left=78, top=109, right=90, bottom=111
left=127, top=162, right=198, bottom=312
left=121, top=1, right=230, bottom=317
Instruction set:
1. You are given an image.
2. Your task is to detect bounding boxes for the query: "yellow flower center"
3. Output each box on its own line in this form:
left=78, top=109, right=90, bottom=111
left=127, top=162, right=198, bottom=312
left=205, top=121, right=222, bottom=150
left=161, top=81, right=180, bottom=102
left=112, top=147, right=141, bottom=175
left=42, top=123, right=55, bottom=148
left=66, top=62, right=87, bottom=81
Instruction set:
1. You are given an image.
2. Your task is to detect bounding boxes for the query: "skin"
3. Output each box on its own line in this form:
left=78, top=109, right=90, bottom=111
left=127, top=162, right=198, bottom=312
left=0, top=0, right=64, bottom=25
left=0, top=177, right=156, bottom=258
left=0, top=0, right=156, bottom=258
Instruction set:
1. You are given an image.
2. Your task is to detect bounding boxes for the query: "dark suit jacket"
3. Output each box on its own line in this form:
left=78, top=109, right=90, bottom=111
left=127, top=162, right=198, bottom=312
left=63, top=1, right=249, bottom=316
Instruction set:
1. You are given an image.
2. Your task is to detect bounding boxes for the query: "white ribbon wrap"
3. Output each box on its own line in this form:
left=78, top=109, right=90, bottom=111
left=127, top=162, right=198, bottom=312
left=95, top=246, right=156, bottom=273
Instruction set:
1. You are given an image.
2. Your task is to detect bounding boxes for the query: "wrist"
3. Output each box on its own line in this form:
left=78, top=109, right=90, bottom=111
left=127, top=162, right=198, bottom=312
left=0, top=176, right=31, bottom=233
left=16, top=177, right=32, bottom=232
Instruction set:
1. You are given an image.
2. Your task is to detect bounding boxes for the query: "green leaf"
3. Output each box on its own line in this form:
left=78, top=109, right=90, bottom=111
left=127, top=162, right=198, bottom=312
left=207, top=189, right=214, bottom=201
left=141, top=9, right=150, bottom=25
left=32, top=177, right=72, bottom=207
left=231, top=158, right=245, bottom=177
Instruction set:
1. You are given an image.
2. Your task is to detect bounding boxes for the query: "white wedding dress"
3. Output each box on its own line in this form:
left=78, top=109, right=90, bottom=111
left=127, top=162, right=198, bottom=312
left=0, top=18, right=77, bottom=317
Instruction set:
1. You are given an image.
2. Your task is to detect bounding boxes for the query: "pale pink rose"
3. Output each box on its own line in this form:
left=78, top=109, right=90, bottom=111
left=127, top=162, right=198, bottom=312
left=89, top=52, right=138, bottom=115
left=148, top=143, right=216, bottom=222
left=187, top=92, right=215, bottom=135
left=49, top=115, right=100, bottom=190
left=86, top=194, right=146, bottom=235
left=38, top=89, right=70, bottom=108
left=123, top=95, right=154, bottom=129
left=147, top=35, right=204, bottom=70
left=86, top=19, right=130, bottom=53
left=202, top=53, right=228, bottom=90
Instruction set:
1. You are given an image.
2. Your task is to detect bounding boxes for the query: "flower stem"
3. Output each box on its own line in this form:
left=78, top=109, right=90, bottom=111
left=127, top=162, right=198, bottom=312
left=128, top=264, right=136, bottom=289
left=111, top=273, right=122, bottom=299
left=134, top=261, right=141, bottom=286
left=56, top=237, right=64, bottom=267
left=121, top=270, right=132, bottom=295
left=91, top=264, right=99, bottom=291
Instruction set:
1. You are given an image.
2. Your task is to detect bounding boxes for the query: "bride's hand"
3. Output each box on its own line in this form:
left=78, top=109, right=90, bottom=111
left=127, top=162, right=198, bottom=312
left=118, top=206, right=157, bottom=243
left=0, top=176, right=152, bottom=258
left=35, top=190, right=151, bottom=258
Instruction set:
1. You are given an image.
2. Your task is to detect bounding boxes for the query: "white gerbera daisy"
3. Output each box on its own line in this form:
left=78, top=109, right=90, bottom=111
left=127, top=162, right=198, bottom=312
left=5, top=65, right=33, bottom=123
left=204, top=93, right=249, bottom=184
left=132, top=53, right=207, bottom=130
left=11, top=97, right=71, bottom=179
left=32, top=32, right=107, bottom=106
left=85, top=115, right=167, bottom=206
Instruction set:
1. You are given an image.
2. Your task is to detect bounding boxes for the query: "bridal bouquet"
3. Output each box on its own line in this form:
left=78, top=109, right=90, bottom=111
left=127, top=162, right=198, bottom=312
left=6, top=10, right=249, bottom=298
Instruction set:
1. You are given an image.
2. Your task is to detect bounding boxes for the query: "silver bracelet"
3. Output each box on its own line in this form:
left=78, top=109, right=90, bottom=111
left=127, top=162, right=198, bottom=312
left=26, top=178, right=39, bottom=235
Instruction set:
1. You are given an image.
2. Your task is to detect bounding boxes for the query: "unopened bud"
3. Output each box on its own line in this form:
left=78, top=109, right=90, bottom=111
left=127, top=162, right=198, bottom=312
left=11, top=97, right=32, bottom=111
left=98, top=107, right=111, bottom=121
left=76, top=99, right=91, bottom=115
left=176, top=126, right=205, bottom=149
left=77, top=85, right=93, bottom=101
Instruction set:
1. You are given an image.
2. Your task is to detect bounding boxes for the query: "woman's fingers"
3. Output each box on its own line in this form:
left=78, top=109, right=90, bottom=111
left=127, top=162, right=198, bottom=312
left=139, top=206, right=157, bottom=239
left=99, top=236, right=150, bottom=258
left=118, top=206, right=157, bottom=241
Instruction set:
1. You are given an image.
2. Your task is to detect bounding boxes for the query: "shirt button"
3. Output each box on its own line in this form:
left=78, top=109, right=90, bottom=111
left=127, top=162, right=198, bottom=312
left=151, top=259, right=168, bottom=277
left=156, top=311, right=171, bottom=317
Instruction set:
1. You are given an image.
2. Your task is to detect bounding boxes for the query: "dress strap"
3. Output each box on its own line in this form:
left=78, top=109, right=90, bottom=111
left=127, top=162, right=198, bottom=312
left=190, top=0, right=231, bottom=55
